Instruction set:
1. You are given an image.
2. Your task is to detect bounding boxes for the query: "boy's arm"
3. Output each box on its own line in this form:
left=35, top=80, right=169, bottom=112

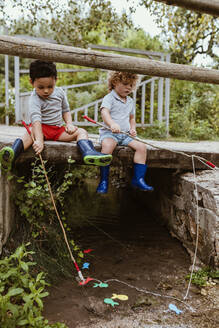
left=101, top=107, right=120, bottom=133
left=32, top=121, right=44, bottom=155
left=129, top=114, right=137, bottom=136
left=63, top=111, right=78, bottom=134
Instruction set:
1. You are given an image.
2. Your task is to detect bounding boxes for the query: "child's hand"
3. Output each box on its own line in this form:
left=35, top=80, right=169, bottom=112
left=129, top=128, right=137, bottom=137
left=110, top=122, right=121, bottom=133
left=65, top=123, right=78, bottom=135
left=33, top=140, right=44, bottom=155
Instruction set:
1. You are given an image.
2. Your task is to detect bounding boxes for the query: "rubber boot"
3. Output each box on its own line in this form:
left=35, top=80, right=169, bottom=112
left=96, top=165, right=110, bottom=194
left=77, top=139, right=112, bottom=166
left=131, top=163, right=154, bottom=191
left=0, top=138, right=24, bottom=173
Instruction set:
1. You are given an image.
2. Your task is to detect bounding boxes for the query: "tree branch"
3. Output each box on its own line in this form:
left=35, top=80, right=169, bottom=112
left=152, top=0, right=219, bottom=16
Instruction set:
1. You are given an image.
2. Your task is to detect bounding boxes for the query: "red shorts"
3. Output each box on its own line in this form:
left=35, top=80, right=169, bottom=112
left=41, top=124, right=65, bottom=141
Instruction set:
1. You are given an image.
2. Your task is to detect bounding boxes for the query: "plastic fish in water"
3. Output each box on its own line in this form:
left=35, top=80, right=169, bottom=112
left=83, top=249, right=94, bottom=254
left=104, top=298, right=119, bottom=307
left=111, top=293, right=128, bottom=301
left=82, top=262, right=90, bottom=269
left=169, top=303, right=182, bottom=314
left=93, top=282, right=108, bottom=288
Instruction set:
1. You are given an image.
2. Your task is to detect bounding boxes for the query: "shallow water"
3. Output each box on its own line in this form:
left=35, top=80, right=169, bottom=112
left=43, top=180, right=218, bottom=328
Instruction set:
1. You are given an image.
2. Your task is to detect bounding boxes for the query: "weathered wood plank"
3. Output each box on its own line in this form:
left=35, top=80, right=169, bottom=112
left=0, top=125, right=218, bottom=170
left=0, top=36, right=219, bottom=84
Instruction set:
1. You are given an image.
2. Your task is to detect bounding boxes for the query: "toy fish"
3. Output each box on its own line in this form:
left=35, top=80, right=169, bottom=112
left=104, top=298, right=119, bottom=307
left=83, top=249, right=94, bottom=254
left=93, top=282, right=108, bottom=288
left=169, top=303, right=182, bottom=314
left=82, top=262, right=90, bottom=269
left=111, top=293, right=128, bottom=301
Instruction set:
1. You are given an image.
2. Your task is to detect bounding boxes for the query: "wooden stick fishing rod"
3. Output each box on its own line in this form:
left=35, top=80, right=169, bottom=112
left=83, top=115, right=216, bottom=169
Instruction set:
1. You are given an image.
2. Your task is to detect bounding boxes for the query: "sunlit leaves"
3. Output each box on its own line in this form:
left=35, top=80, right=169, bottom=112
left=138, top=0, right=219, bottom=64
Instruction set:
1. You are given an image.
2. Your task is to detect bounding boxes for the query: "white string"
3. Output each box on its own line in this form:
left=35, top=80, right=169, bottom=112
left=85, top=277, right=195, bottom=312
left=184, top=155, right=200, bottom=300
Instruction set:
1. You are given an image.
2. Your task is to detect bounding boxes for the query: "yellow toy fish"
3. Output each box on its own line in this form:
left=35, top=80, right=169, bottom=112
left=111, top=293, right=128, bottom=301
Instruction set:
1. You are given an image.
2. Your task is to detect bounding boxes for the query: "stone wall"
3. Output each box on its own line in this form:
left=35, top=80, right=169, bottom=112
left=146, top=169, right=219, bottom=268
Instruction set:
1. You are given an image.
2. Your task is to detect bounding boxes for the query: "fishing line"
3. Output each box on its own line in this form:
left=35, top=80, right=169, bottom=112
left=184, top=155, right=200, bottom=300
left=82, top=115, right=218, bottom=301
left=83, top=216, right=128, bottom=249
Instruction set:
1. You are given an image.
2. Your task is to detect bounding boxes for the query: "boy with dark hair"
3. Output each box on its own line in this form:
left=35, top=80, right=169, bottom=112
left=96, top=71, right=153, bottom=194
left=0, top=60, right=112, bottom=172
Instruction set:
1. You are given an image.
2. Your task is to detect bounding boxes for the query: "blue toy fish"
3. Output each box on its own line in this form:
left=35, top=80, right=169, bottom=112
left=104, top=298, right=119, bottom=307
left=82, top=262, right=90, bottom=269
left=93, top=282, right=108, bottom=288
left=169, top=303, right=182, bottom=314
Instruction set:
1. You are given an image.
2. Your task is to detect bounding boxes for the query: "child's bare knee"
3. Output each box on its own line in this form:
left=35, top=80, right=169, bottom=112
left=77, top=128, right=88, bottom=138
left=138, top=143, right=147, bottom=153
left=102, top=140, right=116, bottom=154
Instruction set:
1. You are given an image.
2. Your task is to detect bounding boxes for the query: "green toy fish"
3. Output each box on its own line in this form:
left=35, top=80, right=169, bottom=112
left=93, top=282, right=108, bottom=288
left=111, top=293, right=128, bottom=301
left=104, top=298, right=119, bottom=307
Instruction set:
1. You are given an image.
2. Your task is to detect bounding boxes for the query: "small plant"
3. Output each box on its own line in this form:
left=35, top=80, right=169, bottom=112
left=186, top=267, right=219, bottom=287
left=0, top=243, right=67, bottom=328
left=14, top=158, right=84, bottom=280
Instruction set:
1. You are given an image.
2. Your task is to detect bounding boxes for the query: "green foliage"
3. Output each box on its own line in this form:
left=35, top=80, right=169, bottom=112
left=0, top=243, right=67, bottom=328
left=186, top=267, right=219, bottom=287
left=140, top=0, right=219, bottom=64
left=1, top=0, right=132, bottom=47
left=121, top=28, right=164, bottom=53
left=14, top=158, right=84, bottom=280
left=138, top=121, right=167, bottom=139
left=169, top=80, right=219, bottom=140
left=0, top=75, right=15, bottom=124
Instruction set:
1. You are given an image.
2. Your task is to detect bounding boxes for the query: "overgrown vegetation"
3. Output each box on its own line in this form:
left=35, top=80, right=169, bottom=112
left=0, top=243, right=67, bottom=328
left=10, top=158, right=85, bottom=281
left=186, top=267, right=219, bottom=287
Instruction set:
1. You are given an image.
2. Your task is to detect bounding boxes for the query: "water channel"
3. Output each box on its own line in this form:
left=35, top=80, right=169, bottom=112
left=43, top=175, right=218, bottom=328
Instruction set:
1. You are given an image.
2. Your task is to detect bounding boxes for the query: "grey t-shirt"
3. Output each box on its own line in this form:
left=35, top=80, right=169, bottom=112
left=100, top=89, right=135, bottom=132
left=29, top=86, right=70, bottom=126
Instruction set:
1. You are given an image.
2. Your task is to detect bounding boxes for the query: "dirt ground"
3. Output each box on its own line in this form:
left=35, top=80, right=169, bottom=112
left=43, top=204, right=219, bottom=328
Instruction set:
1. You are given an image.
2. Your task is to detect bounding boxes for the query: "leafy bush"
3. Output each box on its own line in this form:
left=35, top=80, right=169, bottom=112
left=138, top=121, right=167, bottom=139
left=13, top=158, right=84, bottom=280
left=0, top=243, right=67, bottom=328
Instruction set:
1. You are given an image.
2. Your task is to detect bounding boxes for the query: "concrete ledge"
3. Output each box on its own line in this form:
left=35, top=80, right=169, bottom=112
left=0, top=125, right=219, bottom=170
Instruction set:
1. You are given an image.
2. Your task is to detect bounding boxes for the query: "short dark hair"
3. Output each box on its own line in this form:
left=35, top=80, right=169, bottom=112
left=29, top=60, right=57, bottom=82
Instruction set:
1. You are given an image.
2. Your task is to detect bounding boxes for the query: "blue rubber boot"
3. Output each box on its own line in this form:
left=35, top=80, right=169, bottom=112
left=0, top=138, right=24, bottom=173
left=77, top=139, right=112, bottom=166
left=131, top=163, right=154, bottom=192
left=96, top=165, right=110, bottom=194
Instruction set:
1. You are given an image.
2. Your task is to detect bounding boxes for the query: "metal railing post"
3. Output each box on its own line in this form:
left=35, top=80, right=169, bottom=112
left=165, top=54, right=171, bottom=136
left=5, top=55, right=9, bottom=125
left=150, top=79, right=155, bottom=124
left=141, top=83, right=146, bottom=127
left=14, top=56, right=20, bottom=122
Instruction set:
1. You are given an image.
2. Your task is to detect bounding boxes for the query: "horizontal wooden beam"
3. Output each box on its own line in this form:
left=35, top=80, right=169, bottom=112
left=0, top=35, right=219, bottom=84
left=152, top=0, right=219, bottom=16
